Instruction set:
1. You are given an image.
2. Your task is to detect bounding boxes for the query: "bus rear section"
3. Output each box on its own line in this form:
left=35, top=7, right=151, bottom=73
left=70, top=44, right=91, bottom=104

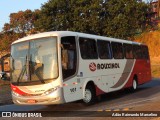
left=123, top=45, right=151, bottom=89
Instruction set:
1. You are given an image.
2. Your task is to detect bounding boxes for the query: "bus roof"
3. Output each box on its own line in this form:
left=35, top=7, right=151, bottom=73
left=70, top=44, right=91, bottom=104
left=12, top=31, right=142, bottom=45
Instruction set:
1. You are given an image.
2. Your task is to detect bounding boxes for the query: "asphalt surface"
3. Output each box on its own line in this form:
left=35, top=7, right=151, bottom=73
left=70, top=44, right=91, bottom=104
left=0, top=78, right=160, bottom=118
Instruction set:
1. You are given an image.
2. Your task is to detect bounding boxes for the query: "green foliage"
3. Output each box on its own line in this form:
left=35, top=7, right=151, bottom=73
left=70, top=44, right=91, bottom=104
left=103, top=0, right=149, bottom=39
left=0, top=0, right=150, bottom=53
left=35, top=0, right=149, bottom=39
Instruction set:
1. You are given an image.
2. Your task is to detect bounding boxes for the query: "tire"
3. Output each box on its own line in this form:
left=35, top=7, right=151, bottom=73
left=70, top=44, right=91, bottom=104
left=131, top=79, right=138, bottom=91
left=83, top=85, right=96, bottom=105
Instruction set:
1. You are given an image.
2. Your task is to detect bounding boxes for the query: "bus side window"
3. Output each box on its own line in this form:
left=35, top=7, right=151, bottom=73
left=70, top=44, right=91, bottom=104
left=111, top=42, right=124, bottom=59
left=141, top=45, right=149, bottom=59
left=124, top=43, right=133, bottom=59
left=61, top=36, right=77, bottom=80
left=79, top=37, right=98, bottom=59
left=133, top=45, right=142, bottom=59
left=144, top=46, right=149, bottom=59
left=97, top=40, right=112, bottom=59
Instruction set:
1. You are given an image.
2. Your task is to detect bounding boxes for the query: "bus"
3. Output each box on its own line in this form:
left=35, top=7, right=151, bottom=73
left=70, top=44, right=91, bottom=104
left=8, top=31, right=151, bottom=105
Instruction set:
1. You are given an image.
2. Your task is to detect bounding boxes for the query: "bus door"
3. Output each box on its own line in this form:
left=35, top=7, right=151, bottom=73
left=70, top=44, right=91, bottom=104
left=61, top=36, right=82, bottom=102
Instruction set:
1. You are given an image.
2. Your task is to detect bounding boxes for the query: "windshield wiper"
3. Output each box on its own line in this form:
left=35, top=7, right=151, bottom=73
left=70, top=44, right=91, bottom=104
left=17, top=56, right=28, bottom=84
left=17, top=55, right=45, bottom=84
left=29, top=54, right=45, bottom=84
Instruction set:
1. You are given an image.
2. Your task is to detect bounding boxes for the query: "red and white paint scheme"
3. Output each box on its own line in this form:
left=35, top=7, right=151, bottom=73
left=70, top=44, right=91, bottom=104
left=10, top=31, right=151, bottom=105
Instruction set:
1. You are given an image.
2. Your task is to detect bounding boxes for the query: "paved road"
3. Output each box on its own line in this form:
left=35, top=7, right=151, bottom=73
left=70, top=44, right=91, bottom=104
left=0, top=78, right=160, bottom=117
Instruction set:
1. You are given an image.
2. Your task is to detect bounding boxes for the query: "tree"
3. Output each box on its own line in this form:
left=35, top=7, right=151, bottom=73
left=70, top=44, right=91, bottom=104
left=35, top=0, right=106, bottom=34
left=0, top=31, right=24, bottom=55
left=35, top=0, right=74, bottom=31
left=102, top=0, right=149, bottom=38
left=3, top=9, right=40, bottom=34
left=35, top=0, right=149, bottom=39
left=0, top=9, right=40, bottom=53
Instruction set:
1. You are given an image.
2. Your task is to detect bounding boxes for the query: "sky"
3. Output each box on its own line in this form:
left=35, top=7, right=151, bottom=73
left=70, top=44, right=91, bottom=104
left=0, top=0, right=48, bottom=31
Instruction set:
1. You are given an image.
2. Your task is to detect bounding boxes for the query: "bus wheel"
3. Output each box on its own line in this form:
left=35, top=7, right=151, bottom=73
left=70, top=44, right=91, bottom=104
left=83, top=85, right=95, bottom=105
left=131, top=79, right=138, bottom=91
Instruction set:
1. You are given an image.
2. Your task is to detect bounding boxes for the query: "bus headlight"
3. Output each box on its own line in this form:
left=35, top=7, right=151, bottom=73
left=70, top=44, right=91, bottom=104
left=12, top=91, right=20, bottom=97
left=42, top=86, right=60, bottom=96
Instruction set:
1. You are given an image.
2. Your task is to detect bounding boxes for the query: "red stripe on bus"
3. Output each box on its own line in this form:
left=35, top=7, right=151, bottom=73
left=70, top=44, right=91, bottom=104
left=95, top=85, right=105, bottom=96
left=11, top=84, right=29, bottom=95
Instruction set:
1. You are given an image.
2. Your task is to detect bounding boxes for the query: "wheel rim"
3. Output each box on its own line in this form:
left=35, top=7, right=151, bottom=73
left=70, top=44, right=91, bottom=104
left=133, top=80, right=137, bottom=90
left=83, top=89, right=92, bottom=103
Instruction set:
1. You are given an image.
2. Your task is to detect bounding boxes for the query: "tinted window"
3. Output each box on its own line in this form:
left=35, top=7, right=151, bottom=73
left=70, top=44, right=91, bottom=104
left=141, top=45, right=149, bottom=59
left=124, top=43, right=133, bottom=59
left=133, top=45, right=142, bottom=59
left=111, top=42, right=124, bottom=59
left=79, top=37, right=98, bottom=59
left=97, top=40, right=112, bottom=59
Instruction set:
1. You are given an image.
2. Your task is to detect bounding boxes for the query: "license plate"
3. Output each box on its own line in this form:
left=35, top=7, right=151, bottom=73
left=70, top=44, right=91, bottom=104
left=27, top=99, right=37, bottom=103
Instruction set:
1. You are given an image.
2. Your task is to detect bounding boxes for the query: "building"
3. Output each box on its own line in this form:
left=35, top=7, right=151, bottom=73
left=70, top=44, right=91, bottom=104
left=0, top=53, right=10, bottom=72
left=150, top=0, right=160, bottom=18
left=151, top=1, right=158, bottom=18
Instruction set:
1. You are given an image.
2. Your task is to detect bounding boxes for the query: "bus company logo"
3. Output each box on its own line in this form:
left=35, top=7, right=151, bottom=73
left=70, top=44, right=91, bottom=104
left=89, top=62, right=120, bottom=72
left=89, top=62, right=97, bottom=72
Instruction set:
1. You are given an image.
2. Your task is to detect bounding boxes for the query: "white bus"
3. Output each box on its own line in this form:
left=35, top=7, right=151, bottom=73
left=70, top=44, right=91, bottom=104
left=8, top=31, right=151, bottom=105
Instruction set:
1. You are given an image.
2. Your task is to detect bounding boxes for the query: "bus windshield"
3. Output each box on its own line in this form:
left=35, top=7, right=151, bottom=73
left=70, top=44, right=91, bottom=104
left=11, top=37, right=58, bottom=85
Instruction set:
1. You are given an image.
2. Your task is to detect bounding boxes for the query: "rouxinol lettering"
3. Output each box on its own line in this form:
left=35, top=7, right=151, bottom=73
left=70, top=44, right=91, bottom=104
left=97, top=63, right=120, bottom=70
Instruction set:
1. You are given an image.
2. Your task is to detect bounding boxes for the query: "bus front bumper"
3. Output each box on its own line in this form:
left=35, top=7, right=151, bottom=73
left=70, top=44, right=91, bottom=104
left=12, top=87, right=65, bottom=105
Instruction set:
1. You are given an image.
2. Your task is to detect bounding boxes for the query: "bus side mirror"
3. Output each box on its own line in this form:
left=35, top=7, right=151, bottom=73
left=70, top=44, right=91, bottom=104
left=0, top=72, right=10, bottom=81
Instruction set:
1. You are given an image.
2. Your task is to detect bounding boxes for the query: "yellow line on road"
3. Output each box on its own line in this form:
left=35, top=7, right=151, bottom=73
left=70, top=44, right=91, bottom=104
left=122, top=108, right=129, bottom=111
left=113, top=109, right=120, bottom=111
left=105, top=109, right=111, bottom=111
left=97, top=109, right=103, bottom=112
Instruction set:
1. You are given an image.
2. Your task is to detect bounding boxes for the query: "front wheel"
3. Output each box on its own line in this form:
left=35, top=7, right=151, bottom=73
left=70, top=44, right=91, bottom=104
left=83, top=85, right=95, bottom=105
